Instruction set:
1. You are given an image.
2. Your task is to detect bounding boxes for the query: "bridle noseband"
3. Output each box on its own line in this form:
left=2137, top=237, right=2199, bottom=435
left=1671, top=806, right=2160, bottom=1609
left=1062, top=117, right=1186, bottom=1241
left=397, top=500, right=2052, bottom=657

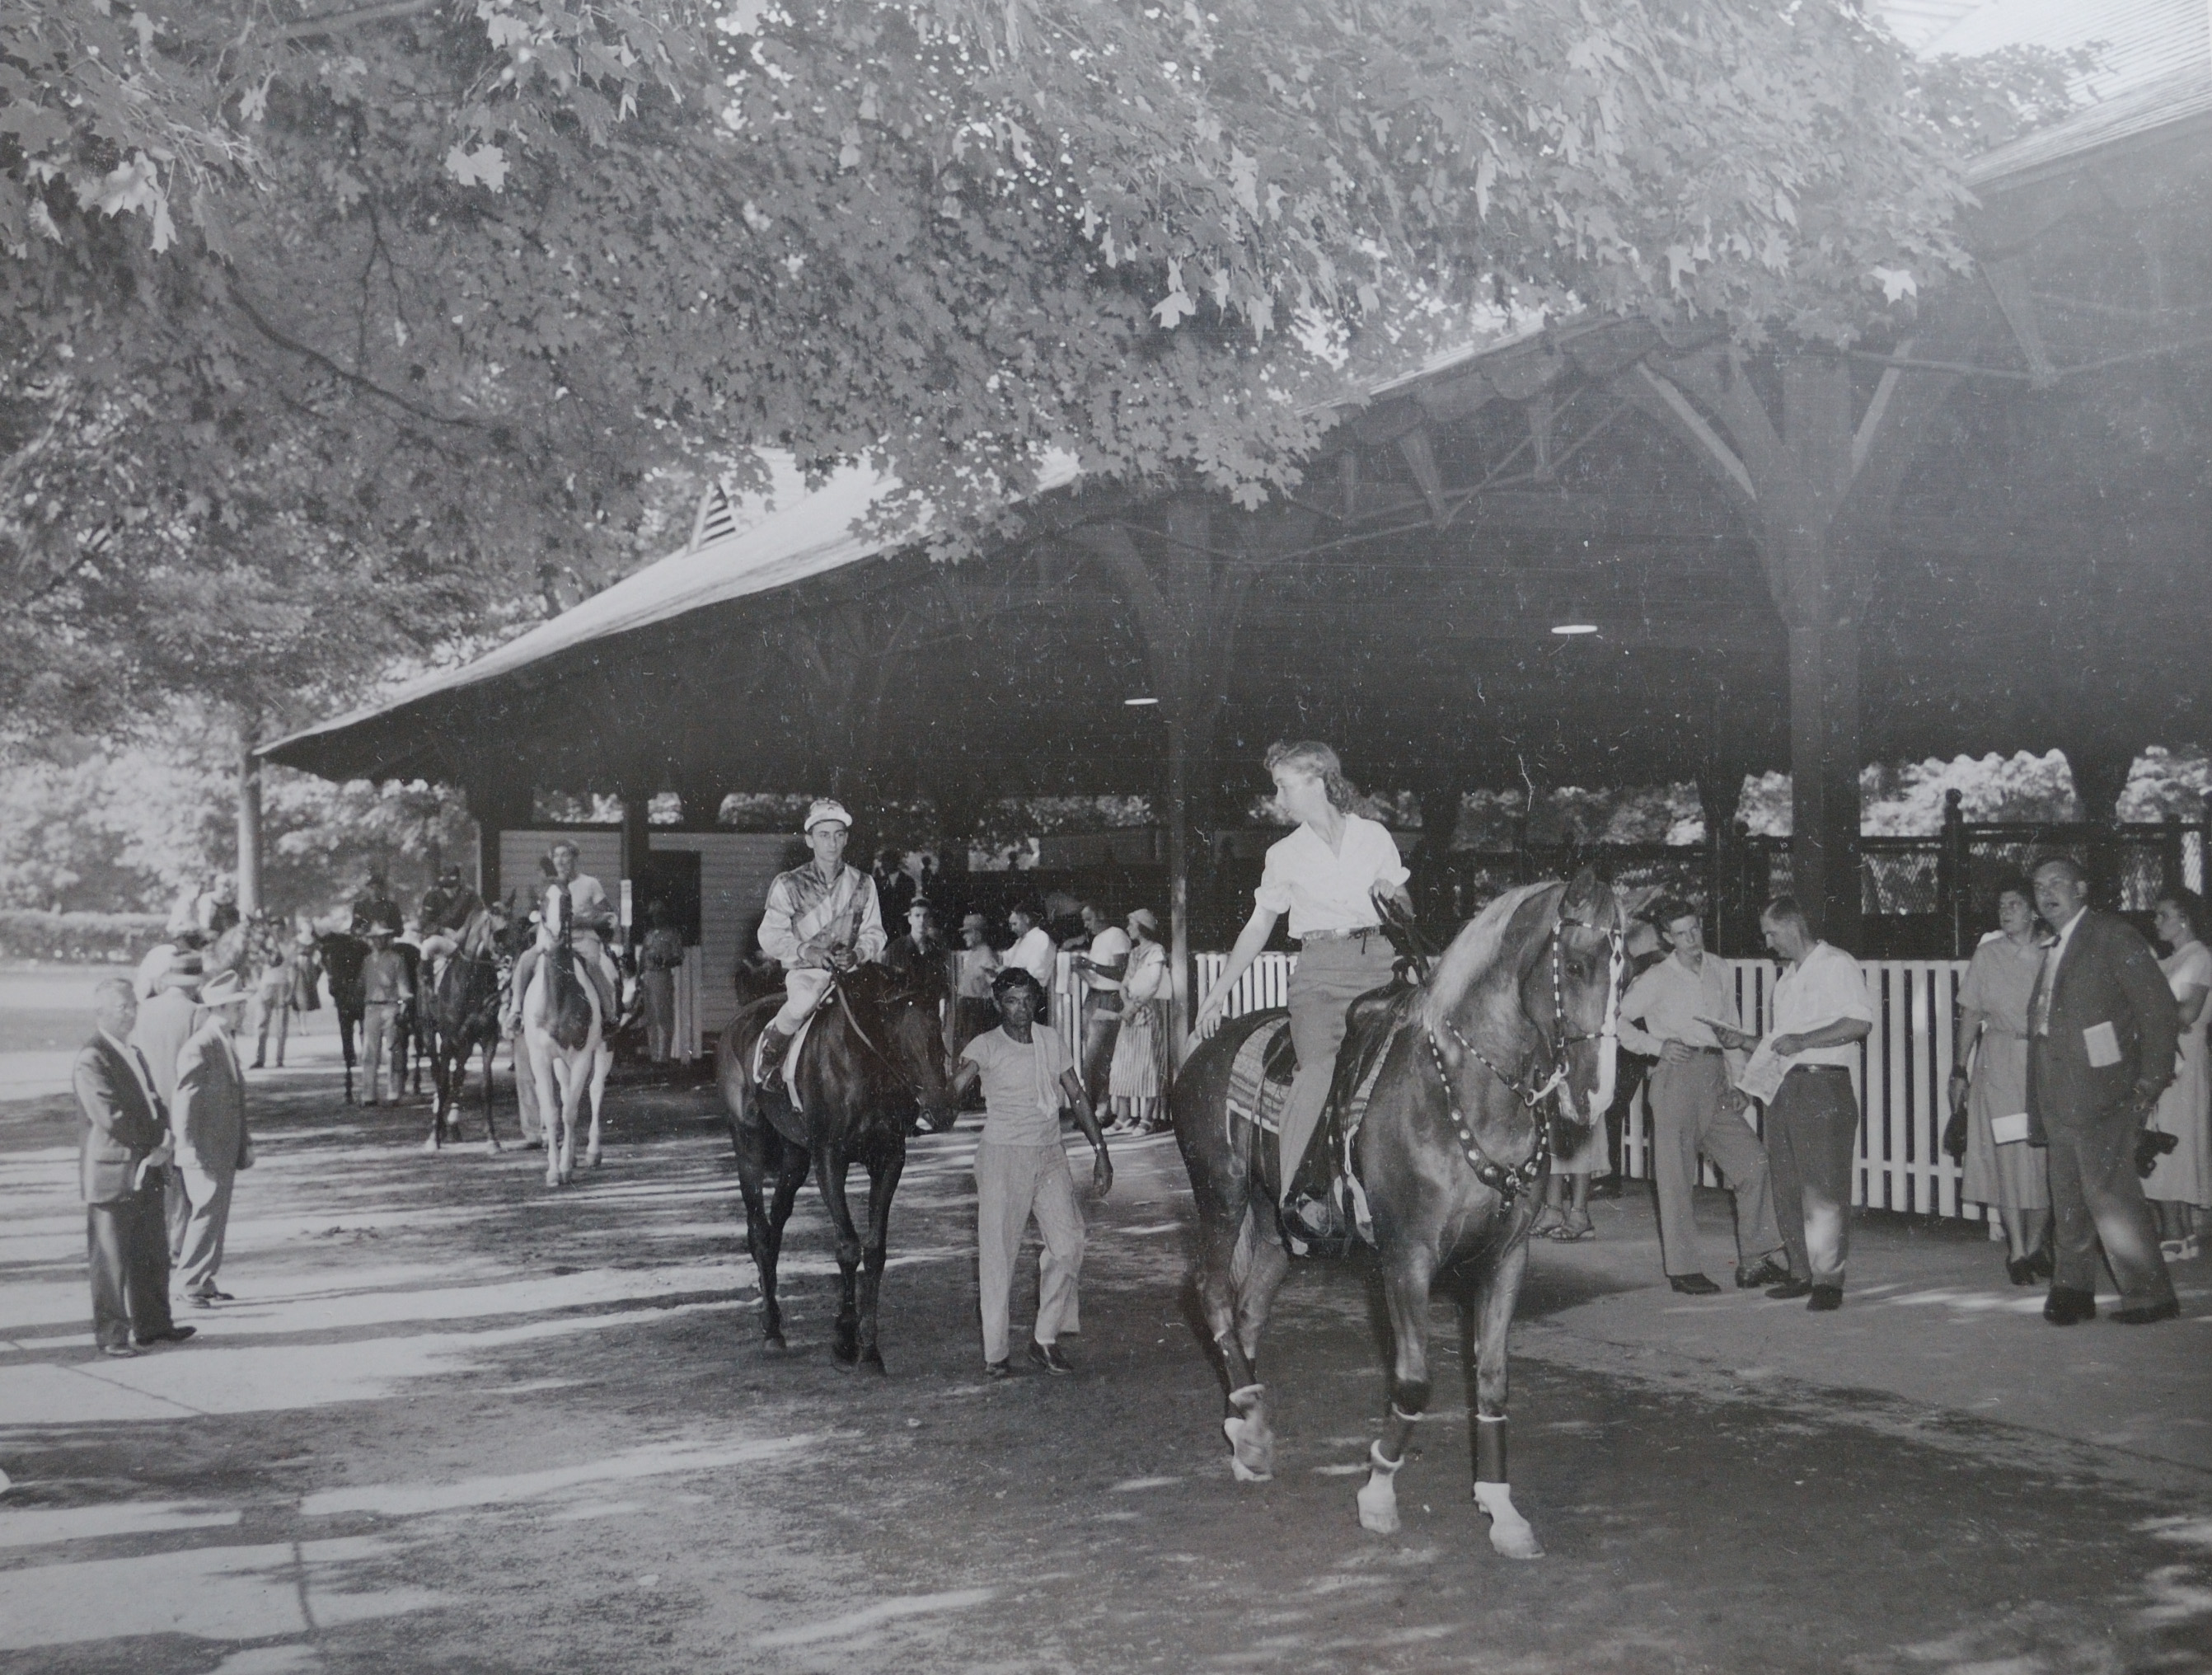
left=1422, top=911, right=1624, bottom=1203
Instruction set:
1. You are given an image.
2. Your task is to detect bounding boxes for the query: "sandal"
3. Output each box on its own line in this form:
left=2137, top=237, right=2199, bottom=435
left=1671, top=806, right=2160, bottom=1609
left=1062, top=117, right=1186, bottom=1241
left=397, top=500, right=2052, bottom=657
left=1527, top=1204, right=1565, bottom=1239
left=1546, top=1213, right=1596, bottom=1242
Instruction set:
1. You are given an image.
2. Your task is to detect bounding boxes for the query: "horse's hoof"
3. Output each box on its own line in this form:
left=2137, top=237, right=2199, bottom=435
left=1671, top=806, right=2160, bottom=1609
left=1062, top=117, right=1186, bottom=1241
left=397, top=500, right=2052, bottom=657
left=487, top=1141, right=503, bottom=1155
left=860, top=1349, right=886, bottom=1375
left=1356, top=1483, right=1400, bottom=1535
left=1476, top=1483, right=1544, bottom=1559
left=763, top=1333, right=787, bottom=1353
left=586, top=1152, right=602, bottom=1169
left=422, top=1137, right=440, bottom=1153
left=1222, top=1416, right=1274, bottom=1482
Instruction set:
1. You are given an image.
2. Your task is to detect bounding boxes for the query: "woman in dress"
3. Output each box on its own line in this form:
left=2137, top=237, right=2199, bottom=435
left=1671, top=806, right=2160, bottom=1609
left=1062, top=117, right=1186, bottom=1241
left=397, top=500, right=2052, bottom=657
left=1108, top=908, right=1173, bottom=1134
left=2147, top=889, right=2212, bottom=1260
left=1195, top=740, right=1411, bottom=1223
left=1947, top=879, right=2051, bottom=1283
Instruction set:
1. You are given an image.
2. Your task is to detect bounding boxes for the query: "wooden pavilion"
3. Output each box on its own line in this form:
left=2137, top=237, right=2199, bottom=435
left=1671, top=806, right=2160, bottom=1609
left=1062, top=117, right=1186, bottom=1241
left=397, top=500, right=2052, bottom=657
left=266, top=29, right=2212, bottom=1047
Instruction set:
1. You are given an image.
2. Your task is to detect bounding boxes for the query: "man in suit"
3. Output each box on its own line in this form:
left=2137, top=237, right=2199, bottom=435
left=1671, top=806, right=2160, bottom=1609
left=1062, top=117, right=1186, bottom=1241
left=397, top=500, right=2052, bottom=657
left=2027, top=856, right=2182, bottom=1325
left=73, top=978, right=195, bottom=1356
left=169, top=969, right=254, bottom=1307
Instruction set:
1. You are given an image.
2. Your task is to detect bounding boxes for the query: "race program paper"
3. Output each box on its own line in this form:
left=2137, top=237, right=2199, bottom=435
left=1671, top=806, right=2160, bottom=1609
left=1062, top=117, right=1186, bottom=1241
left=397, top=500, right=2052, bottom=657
left=1735, top=1039, right=1788, bottom=1105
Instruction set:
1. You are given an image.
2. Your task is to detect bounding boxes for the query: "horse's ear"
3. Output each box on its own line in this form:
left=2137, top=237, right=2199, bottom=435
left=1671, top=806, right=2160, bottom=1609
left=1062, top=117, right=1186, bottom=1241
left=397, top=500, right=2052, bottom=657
left=1560, top=868, right=1608, bottom=927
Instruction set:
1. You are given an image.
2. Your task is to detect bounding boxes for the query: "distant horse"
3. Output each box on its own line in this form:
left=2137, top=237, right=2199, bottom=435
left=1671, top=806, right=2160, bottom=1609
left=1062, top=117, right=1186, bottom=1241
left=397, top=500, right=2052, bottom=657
left=520, top=889, right=613, bottom=1187
left=423, top=908, right=521, bottom=1152
left=1173, top=872, right=1623, bottom=1560
left=316, top=931, right=371, bottom=1103
left=715, top=963, right=956, bottom=1370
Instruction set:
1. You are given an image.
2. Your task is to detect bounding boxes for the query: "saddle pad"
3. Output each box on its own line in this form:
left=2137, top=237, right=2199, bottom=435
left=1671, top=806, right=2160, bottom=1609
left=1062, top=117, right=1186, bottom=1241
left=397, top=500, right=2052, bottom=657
left=1226, top=1016, right=1296, bottom=1136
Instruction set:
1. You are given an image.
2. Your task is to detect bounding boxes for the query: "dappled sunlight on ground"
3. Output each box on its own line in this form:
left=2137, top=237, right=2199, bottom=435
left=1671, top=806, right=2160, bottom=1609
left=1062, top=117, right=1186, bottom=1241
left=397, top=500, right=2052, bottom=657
left=2, top=1046, right=2209, bottom=1672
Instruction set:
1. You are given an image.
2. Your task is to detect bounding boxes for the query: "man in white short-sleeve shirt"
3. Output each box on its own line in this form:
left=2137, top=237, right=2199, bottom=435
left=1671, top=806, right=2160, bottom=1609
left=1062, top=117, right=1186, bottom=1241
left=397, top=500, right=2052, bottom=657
left=951, top=968, right=1110, bottom=1377
left=1716, top=898, right=1873, bottom=1311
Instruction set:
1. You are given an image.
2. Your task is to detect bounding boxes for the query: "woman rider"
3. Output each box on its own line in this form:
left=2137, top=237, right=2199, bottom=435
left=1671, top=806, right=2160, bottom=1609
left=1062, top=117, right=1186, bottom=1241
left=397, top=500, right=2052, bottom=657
left=1194, top=741, right=1413, bottom=1233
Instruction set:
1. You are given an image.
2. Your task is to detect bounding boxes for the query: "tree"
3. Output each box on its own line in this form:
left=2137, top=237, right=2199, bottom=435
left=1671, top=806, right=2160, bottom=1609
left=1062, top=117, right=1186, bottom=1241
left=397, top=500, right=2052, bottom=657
left=4, top=0, right=2073, bottom=756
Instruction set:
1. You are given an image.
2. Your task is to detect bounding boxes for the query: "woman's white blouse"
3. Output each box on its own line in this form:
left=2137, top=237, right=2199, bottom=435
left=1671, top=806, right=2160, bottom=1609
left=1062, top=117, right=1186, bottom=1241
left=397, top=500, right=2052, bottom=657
left=1255, top=814, right=1409, bottom=938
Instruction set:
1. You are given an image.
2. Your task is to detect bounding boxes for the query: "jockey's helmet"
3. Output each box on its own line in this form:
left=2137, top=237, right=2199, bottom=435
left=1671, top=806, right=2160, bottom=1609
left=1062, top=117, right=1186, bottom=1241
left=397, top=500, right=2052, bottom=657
left=804, top=799, right=852, bottom=834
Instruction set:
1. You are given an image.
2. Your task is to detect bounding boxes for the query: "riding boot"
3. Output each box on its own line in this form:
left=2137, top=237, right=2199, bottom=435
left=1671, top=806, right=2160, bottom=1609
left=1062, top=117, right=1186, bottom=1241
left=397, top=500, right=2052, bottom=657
left=755, top=1025, right=795, bottom=1088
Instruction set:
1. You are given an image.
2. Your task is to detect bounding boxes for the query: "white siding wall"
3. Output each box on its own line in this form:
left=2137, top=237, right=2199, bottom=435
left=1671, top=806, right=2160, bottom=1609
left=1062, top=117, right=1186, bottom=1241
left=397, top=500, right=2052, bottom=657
left=649, top=832, right=798, bottom=1043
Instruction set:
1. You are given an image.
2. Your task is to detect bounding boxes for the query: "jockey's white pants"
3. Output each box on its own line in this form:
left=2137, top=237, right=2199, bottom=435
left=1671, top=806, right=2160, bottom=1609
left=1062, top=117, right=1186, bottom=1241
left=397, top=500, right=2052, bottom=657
left=773, top=967, right=837, bottom=1033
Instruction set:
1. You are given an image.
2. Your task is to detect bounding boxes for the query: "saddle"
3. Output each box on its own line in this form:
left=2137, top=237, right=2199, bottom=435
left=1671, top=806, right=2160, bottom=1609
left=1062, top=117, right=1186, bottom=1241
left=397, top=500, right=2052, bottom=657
left=750, top=1005, right=825, bottom=1148
left=1224, top=977, right=1420, bottom=1255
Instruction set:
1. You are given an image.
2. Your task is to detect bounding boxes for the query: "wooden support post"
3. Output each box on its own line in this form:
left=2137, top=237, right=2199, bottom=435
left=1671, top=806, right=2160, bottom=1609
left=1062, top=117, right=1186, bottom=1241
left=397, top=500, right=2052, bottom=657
left=1074, top=499, right=1310, bottom=1055
left=1938, top=789, right=1968, bottom=957
left=1625, top=345, right=1965, bottom=954
left=469, top=777, right=532, bottom=908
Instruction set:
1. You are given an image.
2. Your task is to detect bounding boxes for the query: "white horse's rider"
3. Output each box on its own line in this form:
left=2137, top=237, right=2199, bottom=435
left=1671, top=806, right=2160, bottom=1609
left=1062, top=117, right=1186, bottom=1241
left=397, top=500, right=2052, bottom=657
left=753, top=800, right=887, bottom=1086
left=504, top=841, right=622, bottom=1030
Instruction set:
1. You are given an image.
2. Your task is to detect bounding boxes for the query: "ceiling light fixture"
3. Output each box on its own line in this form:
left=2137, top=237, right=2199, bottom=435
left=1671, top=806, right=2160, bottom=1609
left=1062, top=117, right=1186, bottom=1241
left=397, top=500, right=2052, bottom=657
left=1549, top=621, right=1600, bottom=636
left=1124, top=696, right=1160, bottom=706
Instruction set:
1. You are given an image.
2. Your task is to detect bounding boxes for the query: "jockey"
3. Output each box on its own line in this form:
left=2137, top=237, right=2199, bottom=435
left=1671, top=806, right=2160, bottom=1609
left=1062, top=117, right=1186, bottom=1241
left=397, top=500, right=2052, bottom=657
left=416, top=865, right=487, bottom=978
left=504, top=841, right=623, bottom=1030
left=753, top=800, right=887, bottom=1086
left=349, top=870, right=403, bottom=939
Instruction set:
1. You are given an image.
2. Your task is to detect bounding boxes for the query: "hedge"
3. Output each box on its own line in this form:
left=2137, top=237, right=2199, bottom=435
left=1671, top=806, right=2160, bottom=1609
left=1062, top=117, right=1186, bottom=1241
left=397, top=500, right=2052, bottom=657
left=0, top=911, right=171, bottom=964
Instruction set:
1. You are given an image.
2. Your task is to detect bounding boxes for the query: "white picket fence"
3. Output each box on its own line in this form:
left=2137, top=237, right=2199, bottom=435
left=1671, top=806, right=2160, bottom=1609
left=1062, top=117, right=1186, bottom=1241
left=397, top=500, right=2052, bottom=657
left=1089, top=951, right=1989, bottom=1225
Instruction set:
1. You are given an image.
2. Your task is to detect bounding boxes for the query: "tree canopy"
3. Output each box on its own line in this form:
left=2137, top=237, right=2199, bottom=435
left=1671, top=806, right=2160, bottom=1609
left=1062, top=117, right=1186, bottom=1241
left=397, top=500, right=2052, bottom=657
left=3, top=0, right=2074, bottom=750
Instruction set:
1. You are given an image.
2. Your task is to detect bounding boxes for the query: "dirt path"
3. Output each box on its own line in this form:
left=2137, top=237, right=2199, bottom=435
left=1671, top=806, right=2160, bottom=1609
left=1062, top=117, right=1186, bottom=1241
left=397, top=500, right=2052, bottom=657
left=2, top=1067, right=2209, bottom=1674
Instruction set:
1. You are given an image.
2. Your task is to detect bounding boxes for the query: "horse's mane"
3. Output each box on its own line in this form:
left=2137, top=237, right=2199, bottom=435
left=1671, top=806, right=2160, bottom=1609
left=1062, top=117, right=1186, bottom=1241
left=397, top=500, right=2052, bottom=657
left=1419, top=880, right=1557, bottom=1035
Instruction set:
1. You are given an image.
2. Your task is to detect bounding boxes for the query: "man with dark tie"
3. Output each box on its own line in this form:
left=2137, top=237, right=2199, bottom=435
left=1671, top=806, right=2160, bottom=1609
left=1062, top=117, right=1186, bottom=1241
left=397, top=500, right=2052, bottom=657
left=73, top=978, right=196, bottom=1357
left=2026, top=857, right=2182, bottom=1325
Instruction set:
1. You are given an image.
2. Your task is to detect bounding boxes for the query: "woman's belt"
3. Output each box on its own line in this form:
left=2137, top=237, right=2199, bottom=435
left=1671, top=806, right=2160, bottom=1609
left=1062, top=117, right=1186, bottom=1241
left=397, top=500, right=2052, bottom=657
left=1300, top=925, right=1383, bottom=945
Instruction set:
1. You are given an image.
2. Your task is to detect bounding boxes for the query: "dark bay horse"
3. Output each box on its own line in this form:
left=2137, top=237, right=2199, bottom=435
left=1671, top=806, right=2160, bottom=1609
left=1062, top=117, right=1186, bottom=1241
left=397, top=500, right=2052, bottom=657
left=316, top=931, right=370, bottom=1103
left=1173, top=872, right=1623, bottom=1559
left=423, top=909, right=521, bottom=1152
left=715, top=963, right=956, bottom=1371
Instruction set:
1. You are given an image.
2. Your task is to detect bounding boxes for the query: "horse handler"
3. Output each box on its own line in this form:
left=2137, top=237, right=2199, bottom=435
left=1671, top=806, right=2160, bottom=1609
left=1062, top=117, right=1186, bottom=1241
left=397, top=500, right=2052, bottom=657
left=949, top=968, right=1111, bottom=1378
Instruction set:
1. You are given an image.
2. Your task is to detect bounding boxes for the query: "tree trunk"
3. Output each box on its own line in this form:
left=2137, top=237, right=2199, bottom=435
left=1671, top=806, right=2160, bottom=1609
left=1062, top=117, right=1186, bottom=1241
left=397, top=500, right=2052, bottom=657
left=237, top=716, right=264, bottom=916
left=1788, top=613, right=1863, bottom=952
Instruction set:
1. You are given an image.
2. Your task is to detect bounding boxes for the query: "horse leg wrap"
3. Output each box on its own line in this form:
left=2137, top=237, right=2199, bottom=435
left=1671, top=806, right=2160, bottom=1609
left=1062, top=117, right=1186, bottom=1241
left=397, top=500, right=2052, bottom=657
left=1475, top=1412, right=1507, bottom=1484
left=1357, top=1442, right=1404, bottom=1536
left=1223, top=1383, right=1272, bottom=1483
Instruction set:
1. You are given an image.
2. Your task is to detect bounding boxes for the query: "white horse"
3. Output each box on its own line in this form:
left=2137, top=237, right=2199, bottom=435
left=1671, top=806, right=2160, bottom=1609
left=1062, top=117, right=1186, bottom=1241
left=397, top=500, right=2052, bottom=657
left=520, top=913, right=614, bottom=1187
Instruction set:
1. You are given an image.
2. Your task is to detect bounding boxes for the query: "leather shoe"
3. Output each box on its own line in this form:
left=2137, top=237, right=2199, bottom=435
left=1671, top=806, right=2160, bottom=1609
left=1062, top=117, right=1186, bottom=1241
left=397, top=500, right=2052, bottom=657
left=2042, top=1286, right=2097, bottom=1325
left=1765, top=1277, right=1814, bottom=1300
left=1027, top=1340, right=1075, bottom=1374
left=1736, top=1257, right=1790, bottom=1289
left=134, top=1325, right=197, bottom=1346
left=1667, top=1273, right=1722, bottom=1296
left=189, top=1288, right=233, bottom=1303
left=1807, top=1285, right=1844, bottom=1312
left=2111, top=1298, right=2180, bottom=1325
left=983, top=1359, right=1010, bottom=1380
left=99, top=1344, right=138, bottom=1358
left=2004, top=1255, right=2038, bottom=1287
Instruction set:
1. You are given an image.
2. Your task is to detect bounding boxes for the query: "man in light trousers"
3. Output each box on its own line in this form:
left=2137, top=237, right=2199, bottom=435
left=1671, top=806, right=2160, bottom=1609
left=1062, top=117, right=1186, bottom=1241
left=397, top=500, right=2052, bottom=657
left=950, top=968, right=1112, bottom=1377
left=1616, top=899, right=1788, bottom=1295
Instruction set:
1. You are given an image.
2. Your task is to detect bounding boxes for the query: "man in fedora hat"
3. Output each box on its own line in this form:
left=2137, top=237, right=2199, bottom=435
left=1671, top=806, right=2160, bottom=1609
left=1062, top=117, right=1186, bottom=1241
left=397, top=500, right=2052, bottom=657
left=753, top=799, right=886, bottom=1086
left=169, top=969, right=254, bottom=1306
left=131, top=951, right=205, bottom=1117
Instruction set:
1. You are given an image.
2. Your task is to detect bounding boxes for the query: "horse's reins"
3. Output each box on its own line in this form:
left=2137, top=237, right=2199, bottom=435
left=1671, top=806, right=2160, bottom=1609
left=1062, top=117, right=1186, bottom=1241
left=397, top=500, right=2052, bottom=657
left=1422, top=909, right=1625, bottom=1203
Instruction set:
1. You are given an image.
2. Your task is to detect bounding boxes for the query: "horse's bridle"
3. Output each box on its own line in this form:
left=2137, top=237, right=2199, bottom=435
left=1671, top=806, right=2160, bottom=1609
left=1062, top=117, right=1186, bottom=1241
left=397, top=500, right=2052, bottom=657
left=1422, top=911, right=1625, bottom=1203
